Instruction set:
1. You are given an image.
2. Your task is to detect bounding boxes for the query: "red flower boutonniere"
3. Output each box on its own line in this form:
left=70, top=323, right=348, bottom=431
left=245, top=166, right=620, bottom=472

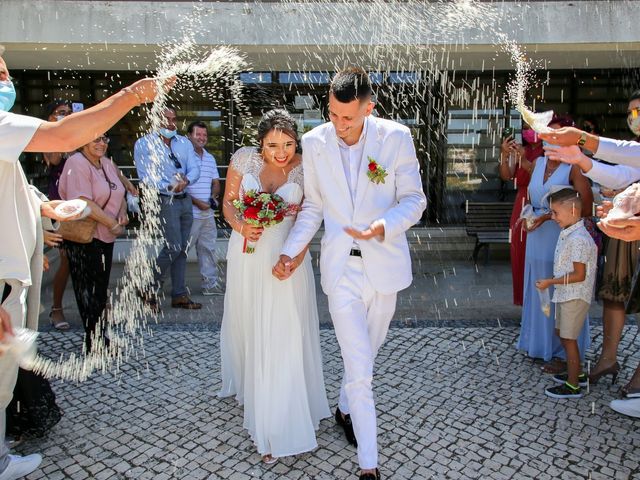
left=367, top=157, right=388, bottom=185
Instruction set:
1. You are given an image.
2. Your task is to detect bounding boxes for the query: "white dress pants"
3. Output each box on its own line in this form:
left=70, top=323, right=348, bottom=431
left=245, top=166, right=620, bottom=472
left=328, top=257, right=397, bottom=470
left=188, top=214, right=218, bottom=289
left=0, top=279, right=28, bottom=473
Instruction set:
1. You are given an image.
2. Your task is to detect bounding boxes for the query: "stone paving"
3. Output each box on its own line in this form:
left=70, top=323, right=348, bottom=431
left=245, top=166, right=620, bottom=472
left=15, top=322, right=640, bottom=479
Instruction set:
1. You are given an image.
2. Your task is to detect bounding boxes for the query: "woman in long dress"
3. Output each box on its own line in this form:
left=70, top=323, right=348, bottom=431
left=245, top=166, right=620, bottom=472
left=499, top=125, right=542, bottom=305
left=218, top=109, right=330, bottom=463
left=516, top=116, right=593, bottom=370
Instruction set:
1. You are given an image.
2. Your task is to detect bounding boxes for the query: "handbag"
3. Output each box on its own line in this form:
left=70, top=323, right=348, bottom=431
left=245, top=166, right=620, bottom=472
left=57, top=216, right=98, bottom=244
left=58, top=155, right=113, bottom=244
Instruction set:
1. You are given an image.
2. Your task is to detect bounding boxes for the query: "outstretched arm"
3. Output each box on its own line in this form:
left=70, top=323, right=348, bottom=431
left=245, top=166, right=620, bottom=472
left=24, top=77, right=175, bottom=153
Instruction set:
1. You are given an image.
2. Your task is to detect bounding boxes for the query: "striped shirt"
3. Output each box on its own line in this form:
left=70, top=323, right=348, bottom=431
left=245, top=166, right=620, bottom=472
left=187, top=148, right=220, bottom=219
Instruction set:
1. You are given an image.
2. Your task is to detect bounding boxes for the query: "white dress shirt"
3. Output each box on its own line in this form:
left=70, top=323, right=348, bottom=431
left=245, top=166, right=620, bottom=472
left=337, top=122, right=368, bottom=204
left=337, top=121, right=368, bottom=249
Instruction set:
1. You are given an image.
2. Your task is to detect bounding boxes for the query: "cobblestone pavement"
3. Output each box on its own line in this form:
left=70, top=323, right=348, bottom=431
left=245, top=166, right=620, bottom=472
left=14, top=323, right=640, bottom=480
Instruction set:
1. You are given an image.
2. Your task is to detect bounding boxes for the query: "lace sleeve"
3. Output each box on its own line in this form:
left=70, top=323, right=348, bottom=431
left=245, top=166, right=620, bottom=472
left=288, top=163, right=304, bottom=190
left=229, top=147, right=261, bottom=176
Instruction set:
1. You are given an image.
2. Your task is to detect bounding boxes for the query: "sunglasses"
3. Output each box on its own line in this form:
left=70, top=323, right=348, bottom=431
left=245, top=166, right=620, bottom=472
left=92, top=136, right=110, bottom=144
left=169, top=152, right=182, bottom=169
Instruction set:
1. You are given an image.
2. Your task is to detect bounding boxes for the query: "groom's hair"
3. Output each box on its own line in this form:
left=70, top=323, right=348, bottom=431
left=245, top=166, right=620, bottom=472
left=330, top=67, right=372, bottom=103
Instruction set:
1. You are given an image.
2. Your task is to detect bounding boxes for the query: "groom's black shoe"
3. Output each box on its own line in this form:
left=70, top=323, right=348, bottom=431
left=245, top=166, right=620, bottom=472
left=359, top=468, right=380, bottom=479
left=335, top=407, right=357, bottom=447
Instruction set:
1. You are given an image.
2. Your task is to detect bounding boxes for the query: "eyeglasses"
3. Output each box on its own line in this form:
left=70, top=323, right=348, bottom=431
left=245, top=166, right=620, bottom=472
left=92, top=136, right=110, bottom=144
left=628, top=107, right=640, bottom=119
left=54, top=109, right=72, bottom=117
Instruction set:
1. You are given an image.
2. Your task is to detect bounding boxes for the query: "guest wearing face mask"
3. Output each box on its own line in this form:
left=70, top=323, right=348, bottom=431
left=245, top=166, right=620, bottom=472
left=499, top=124, right=543, bottom=306
left=134, top=107, right=202, bottom=311
left=542, top=91, right=640, bottom=393
left=586, top=93, right=640, bottom=386
left=0, top=46, right=175, bottom=480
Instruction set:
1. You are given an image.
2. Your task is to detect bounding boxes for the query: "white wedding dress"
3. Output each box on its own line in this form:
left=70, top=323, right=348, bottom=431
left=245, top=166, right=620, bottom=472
left=219, top=147, right=330, bottom=457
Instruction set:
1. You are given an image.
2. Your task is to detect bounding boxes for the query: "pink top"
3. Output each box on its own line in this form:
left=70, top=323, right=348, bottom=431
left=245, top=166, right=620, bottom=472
left=59, top=152, right=125, bottom=243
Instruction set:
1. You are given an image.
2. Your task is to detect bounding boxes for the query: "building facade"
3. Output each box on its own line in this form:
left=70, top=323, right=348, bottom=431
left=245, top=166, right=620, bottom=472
left=2, top=0, right=640, bottom=225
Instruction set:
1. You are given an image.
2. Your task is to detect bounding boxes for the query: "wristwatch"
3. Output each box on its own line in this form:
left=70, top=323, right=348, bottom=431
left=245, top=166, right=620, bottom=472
left=577, top=131, right=588, bottom=147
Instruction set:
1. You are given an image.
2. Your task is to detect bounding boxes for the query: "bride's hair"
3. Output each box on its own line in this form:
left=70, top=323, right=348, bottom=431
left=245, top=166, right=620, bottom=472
left=257, top=109, right=300, bottom=153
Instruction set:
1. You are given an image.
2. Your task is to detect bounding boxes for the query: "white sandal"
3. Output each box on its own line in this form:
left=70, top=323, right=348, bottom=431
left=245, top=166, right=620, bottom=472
left=49, top=307, right=70, bottom=330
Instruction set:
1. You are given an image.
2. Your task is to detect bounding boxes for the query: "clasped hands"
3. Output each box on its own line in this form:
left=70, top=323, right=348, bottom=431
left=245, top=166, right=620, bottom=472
left=108, top=211, right=129, bottom=236
left=272, top=223, right=385, bottom=281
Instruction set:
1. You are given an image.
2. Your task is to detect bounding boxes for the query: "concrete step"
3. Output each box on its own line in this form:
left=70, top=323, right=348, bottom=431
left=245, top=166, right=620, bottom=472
left=108, top=227, right=504, bottom=265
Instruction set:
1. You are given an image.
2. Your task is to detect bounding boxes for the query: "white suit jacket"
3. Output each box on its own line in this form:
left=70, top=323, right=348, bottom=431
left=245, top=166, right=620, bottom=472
left=282, top=116, right=427, bottom=295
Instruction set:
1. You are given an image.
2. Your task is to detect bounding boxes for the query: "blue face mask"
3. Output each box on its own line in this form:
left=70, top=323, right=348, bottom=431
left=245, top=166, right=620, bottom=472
left=0, top=80, right=16, bottom=112
left=159, top=128, right=177, bottom=139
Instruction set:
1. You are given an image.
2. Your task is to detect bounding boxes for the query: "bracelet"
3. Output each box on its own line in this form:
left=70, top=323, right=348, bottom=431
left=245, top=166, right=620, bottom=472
left=109, top=223, right=121, bottom=232
left=122, top=86, right=143, bottom=106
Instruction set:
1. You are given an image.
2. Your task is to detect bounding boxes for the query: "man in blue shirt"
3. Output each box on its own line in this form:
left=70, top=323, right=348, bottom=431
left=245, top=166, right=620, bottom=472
left=134, top=107, right=202, bottom=310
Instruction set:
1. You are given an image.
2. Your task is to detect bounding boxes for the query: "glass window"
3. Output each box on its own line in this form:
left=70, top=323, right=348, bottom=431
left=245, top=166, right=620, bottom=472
left=240, top=72, right=272, bottom=84
left=278, top=72, right=331, bottom=85
left=389, top=72, right=420, bottom=84
left=369, top=72, right=383, bottom=85
left=443, top=108, right=508, bottom=223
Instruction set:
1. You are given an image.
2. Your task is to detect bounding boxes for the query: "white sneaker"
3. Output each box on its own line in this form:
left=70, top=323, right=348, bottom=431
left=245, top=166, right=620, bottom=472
left=0, top=454, right=42, bottom=480
left=610, top=398, right=640, bottom=418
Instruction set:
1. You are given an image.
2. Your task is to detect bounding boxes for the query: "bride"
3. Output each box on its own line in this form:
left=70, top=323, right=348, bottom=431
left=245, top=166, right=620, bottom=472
left=218, top=109, right=330, bottom=463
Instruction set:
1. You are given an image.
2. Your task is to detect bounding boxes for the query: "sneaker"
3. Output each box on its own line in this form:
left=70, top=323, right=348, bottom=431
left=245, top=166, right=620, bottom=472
left=545, top=382, right=582, bottom=399
left=610, top=398, right=640, bottom=418
left=0, top=454, right=42, bottom=480
left=552, top=373, right=588, bottom=387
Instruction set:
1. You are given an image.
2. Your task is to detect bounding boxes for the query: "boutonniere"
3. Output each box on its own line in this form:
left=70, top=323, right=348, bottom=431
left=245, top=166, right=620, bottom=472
left=367, top=156, right=388, bottom=184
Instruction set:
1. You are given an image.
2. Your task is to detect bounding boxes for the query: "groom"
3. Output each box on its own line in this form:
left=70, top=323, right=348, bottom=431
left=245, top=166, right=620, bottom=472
left=274, top=67, right=426, bottom=480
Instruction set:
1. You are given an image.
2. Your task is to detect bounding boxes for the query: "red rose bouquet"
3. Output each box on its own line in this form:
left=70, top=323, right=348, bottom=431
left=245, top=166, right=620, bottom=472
left=233, top=190, right=298, bottom=253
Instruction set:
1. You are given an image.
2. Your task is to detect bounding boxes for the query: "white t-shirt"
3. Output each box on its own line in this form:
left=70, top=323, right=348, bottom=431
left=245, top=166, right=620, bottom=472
left=0, top=111, right=44, bottom=284
left=187, top=148, right=220, bottom=219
